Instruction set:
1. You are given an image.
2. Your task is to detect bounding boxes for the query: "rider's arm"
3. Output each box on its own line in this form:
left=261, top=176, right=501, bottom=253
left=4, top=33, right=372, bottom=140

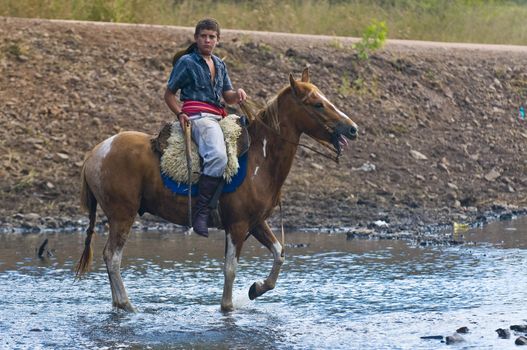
left=221, top=63, right=247, bottom=105
left=164, top=88, right=188, bottom=128
left=166, top=58, right=191, bottom=128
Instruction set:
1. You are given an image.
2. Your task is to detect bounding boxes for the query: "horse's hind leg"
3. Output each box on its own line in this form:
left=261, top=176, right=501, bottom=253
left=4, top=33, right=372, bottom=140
left=104, top=217, right=136, bottom=312
left=248, top=220, right=284, bottom=300
left=221, top=223, right=247, bottom=312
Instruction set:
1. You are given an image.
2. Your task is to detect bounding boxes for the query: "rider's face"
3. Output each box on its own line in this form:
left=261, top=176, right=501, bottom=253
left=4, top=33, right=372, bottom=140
left=195, top=29, right=218, bottom=56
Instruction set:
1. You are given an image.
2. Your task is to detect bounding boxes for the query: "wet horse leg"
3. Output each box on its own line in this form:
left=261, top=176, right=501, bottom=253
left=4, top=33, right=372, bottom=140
left=103, top=217, right=136, bottom=312
left=221, top=223, right=247, bottom=312
left=248, top=220, right=284, bottom=300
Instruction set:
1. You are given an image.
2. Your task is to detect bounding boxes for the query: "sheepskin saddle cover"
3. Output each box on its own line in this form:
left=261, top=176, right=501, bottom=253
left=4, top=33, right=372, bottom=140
left=156, top=115, right=248, bottom=184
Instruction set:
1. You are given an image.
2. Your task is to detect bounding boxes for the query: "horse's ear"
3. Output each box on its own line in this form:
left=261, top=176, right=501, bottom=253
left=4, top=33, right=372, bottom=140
left=301, top=67, right=309, bottom=82
left=289, top=73, right=298, bottom=95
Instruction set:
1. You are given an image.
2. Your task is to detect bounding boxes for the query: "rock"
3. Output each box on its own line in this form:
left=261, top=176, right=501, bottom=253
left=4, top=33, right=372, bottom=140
left=346, top=228, right=374, bottom=240
left=371, top=220, right=389, bottom=228
left=353, top=162, right=376, bottom=172
left=12, top=213, right=24, bottom=220
left=285, top=48, right=298, bottom=57
left=415, top=174, right=425, bottom=181
left=456, top=326, right=469, bottom=334
left=43, top=216, right=58, bottom=228
left=24, top=213, right=41, bottom=222
left=56, top=152, right=70, bottom=160
left=92, top=117, right=102, bottom=127
left=410, top=150, right=428, bottom=160
left=511, top=325, right=527, bottom=332
left=447, top=183, right=458, bottom=190
left=285, top=243, right=310, bottom=248
left=438, top=163, right=449, bottom=173
left=420, top=335, right=443, bottom=340
left=493, top=78, right=502, bottom=87
left=484, top=168, right=501, bottom=181
left=445, top=333, right=465, bottom=344
left=516, top=336, right=527, bottom=345
left=496, top=328, right=510, bottom=339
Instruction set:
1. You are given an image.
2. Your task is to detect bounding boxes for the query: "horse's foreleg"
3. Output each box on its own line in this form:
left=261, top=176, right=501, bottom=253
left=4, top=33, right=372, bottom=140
left=221, top=225, right=246, bottom=312
left=104, top=217, right=136, bottom=312
left=248, top=221, right=284, bottom=300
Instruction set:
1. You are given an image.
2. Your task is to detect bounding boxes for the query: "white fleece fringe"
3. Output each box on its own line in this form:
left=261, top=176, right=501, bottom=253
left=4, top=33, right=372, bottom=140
left=160, top=114, right=242, bottom=184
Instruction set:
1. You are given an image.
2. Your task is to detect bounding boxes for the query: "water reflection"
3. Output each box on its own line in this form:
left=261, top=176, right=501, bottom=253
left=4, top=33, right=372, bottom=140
left=0, top=221, right=526, bottom=349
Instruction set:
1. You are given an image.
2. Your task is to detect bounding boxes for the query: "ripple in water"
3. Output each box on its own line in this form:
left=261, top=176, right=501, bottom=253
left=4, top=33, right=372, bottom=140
left=0, top=222, right=526, bottom=349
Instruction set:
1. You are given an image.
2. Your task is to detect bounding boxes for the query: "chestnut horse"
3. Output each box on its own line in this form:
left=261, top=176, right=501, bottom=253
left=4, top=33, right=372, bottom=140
left=76, top=68, right=358, bottom=312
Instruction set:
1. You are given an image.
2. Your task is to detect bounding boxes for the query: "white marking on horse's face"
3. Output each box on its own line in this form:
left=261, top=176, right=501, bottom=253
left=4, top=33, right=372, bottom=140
left=253, top=166, right=259, bottom=177
left=316, top=91, right=351, bottom=120
left=262, top=138, right=267, bottom=158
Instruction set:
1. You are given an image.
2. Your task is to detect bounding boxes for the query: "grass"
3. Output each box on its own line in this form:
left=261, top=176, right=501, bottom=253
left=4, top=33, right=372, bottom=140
left=0, top=0, right=526, bottom=45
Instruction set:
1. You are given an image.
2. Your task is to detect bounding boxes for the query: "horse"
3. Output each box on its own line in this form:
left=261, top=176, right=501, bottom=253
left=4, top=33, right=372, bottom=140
left=75, top=68, right=358, bottom=312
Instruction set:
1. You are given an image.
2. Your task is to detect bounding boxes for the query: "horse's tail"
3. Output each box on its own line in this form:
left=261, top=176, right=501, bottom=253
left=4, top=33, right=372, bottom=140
left=75, top=159, right=97, bottom=279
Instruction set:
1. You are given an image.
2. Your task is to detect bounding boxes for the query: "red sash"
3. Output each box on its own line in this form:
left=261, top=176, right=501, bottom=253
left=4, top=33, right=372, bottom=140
left=182, top=101, right=227, bottom=117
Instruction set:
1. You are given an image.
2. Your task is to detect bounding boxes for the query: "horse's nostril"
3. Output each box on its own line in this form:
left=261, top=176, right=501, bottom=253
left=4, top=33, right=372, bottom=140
left=349, top=126, right=357, bottom=136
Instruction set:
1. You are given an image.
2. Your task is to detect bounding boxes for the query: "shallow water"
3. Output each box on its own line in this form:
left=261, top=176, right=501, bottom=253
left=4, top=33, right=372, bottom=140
left=1, top=218, right=527, bottom=349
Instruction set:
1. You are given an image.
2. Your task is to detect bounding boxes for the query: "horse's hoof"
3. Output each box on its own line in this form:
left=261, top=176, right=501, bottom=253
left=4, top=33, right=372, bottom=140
left=248, top=282, right=258, bottom=300
left=125, top=304, right=137, bottom=313
left=221, top=303, right=234, bottom=313
left=114, top=301, right=137, bottom=313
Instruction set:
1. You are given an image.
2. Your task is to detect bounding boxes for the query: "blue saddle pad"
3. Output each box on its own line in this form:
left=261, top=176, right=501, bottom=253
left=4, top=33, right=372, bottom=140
left=161, top=153, right=248, bottom=196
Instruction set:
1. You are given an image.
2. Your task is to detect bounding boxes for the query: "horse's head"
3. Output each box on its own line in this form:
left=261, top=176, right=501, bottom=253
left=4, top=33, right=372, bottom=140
left=288, top=68, right=358, bottom=157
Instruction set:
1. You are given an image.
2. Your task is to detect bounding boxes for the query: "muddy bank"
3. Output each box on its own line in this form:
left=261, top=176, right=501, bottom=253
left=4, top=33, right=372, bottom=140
left=1, top=17, right=527, bottom=237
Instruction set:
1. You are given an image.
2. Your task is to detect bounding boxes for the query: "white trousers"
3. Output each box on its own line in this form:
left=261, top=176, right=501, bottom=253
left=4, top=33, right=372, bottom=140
left=190, top=114, right=227, bottom=178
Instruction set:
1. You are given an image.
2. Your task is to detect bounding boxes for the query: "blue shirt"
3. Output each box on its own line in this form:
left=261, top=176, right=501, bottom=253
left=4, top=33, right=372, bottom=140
left=167, top=50, right=233, bottom=108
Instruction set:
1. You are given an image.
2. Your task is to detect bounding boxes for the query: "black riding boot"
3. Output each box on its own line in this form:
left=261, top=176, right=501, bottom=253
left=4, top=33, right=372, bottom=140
left=192, top=175, right=223, bottom=237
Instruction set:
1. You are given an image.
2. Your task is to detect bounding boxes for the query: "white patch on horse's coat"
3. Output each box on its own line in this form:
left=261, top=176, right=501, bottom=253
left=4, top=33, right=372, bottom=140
left=253, top=166, right=259, bottom=177
left=110, top=248, right=123, bottom=272
left=317, top=92, right=350, bottom=120
left=262, top=138, right=267, bottom=158
left=98, top=135, right=116, bottom=159
left=272, top=241, right=283, bottom=258
left=91, top=135, right=116, bottom=193
left=226, top=235, right=237, bottom=265
left=224, top=234, right=238, bottom=286
left=221, top=234, right=239, bottom=309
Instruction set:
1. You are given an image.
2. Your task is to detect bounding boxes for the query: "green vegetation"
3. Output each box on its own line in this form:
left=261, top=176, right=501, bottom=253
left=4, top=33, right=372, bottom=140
left=1, top=0, right=526, bottom=45
left=353, top=20, right=387, bottom=60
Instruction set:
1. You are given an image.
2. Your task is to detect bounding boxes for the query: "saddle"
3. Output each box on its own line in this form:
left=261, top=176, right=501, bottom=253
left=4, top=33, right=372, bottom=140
left=150, top=115, right=250, bottom=183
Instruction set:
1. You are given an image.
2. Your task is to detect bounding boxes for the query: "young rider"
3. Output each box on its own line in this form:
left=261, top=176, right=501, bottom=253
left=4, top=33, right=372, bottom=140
left=164, top=18, right=247, bottom=237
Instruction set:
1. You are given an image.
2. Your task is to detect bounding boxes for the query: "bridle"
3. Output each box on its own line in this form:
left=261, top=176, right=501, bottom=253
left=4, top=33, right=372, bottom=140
left=240, top=89, right=343, bottom=163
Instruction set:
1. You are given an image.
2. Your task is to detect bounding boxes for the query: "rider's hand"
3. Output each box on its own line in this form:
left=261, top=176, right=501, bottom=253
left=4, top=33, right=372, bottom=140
left=237, top=88, right=247, bottom=104
left=178, top=112, right=189, bottom=130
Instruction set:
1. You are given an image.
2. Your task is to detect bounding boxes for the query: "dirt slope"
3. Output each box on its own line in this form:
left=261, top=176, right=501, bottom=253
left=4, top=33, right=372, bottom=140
left=1, top=17, right=527, bottom=234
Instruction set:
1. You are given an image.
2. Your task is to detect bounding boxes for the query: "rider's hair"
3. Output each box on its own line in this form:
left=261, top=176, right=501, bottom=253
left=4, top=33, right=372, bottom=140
left=172, top=18, right=220, bottom=66
left=194, top=18, right=220, bottom=39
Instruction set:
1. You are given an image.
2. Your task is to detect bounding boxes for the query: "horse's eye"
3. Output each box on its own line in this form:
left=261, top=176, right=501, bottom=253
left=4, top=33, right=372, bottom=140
left=313, top=102, right=324, bottom=109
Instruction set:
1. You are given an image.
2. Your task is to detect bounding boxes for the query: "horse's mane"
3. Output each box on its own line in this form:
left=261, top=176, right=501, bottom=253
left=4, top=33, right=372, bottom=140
left=240, top=86, right=289, bottom=133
